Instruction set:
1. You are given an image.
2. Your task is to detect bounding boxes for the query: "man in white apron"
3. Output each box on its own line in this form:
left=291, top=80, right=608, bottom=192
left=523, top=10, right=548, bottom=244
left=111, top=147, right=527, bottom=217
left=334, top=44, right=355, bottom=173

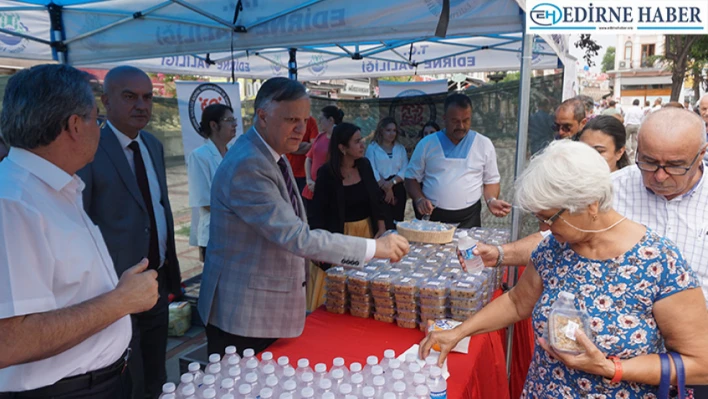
left=405, top=94, right=511, bottom=228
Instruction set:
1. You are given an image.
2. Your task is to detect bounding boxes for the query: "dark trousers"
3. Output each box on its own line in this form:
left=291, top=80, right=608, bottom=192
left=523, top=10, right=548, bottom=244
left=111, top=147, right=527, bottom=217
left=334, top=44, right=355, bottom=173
left=415, top=200, right=482, bottom=228
left=206, top=324, right=277, bottom=358
left=295, top=177, right=310, bottom=217
left=383, top=179, right=407, bottom=230
left=129, top=267, right=169, bottom=399
left=0, top=355, right=131, bottom=399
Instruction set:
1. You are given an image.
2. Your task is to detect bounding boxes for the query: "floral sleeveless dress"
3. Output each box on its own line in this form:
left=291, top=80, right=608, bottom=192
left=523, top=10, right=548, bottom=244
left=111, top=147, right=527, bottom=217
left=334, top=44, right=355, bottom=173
left=521, top=229, right=699, bottom=399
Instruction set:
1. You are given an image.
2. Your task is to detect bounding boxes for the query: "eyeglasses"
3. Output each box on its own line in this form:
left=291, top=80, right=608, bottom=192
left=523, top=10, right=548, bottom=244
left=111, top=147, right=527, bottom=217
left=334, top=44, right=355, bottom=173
left=552, top=122, right=575, bottom=133
left=635, top=151, right=702, bottom=176
left=220, top=117, right=237, bottom=124
left=96, top=115, right=106, bottom=129
left=534, top=208, right=566, bottom=227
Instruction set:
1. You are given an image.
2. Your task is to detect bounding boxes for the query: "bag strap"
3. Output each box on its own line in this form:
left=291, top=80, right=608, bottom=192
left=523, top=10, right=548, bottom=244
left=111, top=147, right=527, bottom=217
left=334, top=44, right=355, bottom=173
left=659, top=353, right=671, bottom=399
left=669, top=352, right=686, bottom=399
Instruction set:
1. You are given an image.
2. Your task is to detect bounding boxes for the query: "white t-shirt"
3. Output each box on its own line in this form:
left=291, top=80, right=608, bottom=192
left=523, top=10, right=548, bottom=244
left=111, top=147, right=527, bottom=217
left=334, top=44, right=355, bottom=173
left=0, top=149, right=131, bottom=391
left=365, top=141, right=408, bottom=181
left=406, top=130, right=500, bottom=210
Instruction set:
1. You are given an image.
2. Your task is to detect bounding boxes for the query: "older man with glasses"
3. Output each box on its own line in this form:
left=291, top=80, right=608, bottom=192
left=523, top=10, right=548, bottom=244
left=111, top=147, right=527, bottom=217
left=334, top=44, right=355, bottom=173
left=552, top=98, right=587, bottom=140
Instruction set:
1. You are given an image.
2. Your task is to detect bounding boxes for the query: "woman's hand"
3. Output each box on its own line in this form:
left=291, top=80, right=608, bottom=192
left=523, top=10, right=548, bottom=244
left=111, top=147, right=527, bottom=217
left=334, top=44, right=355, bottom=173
left=538, top=330, right=615, bottom=379
left=419, top=322, right=466, bottom=366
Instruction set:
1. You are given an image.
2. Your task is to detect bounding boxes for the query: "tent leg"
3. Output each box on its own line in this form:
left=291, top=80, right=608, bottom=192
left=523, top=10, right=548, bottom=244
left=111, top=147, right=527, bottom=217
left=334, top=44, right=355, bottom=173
left=506, top=26, right=534, bottom=381
left=48, top=4, right=67, bottom=64
left=288, top=48, right=297, bottom=81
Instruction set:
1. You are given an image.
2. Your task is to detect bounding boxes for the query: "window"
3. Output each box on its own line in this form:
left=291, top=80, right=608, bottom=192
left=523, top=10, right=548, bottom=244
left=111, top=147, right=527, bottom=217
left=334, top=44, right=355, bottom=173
left=624, top=41, right=633, bottom=60
left=641, top=44, right=656, bottom=67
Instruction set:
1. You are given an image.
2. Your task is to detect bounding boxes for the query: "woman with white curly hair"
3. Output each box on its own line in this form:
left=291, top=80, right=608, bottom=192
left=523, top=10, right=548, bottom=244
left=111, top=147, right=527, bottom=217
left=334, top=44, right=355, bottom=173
left=420, top=140, right=708, bottom=398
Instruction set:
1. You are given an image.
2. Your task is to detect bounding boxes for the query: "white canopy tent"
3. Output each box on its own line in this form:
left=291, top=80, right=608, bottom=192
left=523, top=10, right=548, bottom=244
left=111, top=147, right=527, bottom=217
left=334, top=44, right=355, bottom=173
left=0, top=0, right=573, bottom=379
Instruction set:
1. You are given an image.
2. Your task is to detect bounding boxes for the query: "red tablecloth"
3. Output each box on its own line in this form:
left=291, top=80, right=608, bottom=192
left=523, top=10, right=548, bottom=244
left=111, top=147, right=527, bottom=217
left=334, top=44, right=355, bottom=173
left=268, top=308, right=510, bottom=399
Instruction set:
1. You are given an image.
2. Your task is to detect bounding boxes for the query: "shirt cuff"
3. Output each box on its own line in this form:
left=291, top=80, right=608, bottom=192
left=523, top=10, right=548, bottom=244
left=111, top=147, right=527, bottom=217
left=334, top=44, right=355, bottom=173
left=364, top=238, right=376, bottom=261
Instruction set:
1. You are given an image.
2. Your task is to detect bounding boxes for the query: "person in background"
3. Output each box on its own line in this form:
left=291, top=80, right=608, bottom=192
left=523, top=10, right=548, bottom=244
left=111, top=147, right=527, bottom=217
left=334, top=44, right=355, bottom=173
left=420, top=121, right=441, bottom=138
left=575, top=115, right=629, bottom=173
left=0, top=135, right=8, bottom=161
left=309, top=122, right=387, bottom=309
left=302, top=105, right=343, bottom=208
left=366, top=117, right=408, bottom=229
left=651, top=97, right=663, bottom=112
left=643, top=100, right=652, bottom=117
left=77, top=66, right=182, bottom=399
left=623, top=99, right=643, bottom=161
left=0, top=64, right=158, bottom=399
left=574, top=94, right=595, bottom=118
left=405, top=94, right=511, bottom=228
left=286, top=116, right=318, bottom=198
left=353, top=103, right=378, bottom=139
left=187, top=104, right=237, bottom=261
left=601, top=100, right=621, bottom=118
left=552, top=98, right=587, bottom=139
left=197, top=78, right=409, bottom=356
left=528, top=98, right=555, bottom=154
left=421, top=139, right=708, bottom=398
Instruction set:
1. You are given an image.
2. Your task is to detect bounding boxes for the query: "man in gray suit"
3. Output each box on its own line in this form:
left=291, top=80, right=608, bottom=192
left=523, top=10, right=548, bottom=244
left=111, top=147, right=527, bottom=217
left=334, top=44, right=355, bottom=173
left=198, top=78, right=410, bottom=356
left=78, top=66, right=181, bottom=399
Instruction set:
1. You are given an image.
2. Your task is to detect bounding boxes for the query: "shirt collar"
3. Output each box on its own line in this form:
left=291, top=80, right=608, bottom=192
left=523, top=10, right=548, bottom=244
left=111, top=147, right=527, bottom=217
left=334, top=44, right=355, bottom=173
left=253, top=127, right=281, bottom=163
left=205, top=138, right=224, bottom=161
left=107, top=120, right=142, bottom=149
left=7, top=147, right=81, bottom=192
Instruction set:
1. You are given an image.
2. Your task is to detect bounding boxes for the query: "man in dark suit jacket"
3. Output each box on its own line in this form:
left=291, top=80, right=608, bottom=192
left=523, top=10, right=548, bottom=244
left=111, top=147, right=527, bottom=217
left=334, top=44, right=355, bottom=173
left=77, top=66, right=181, bottom=399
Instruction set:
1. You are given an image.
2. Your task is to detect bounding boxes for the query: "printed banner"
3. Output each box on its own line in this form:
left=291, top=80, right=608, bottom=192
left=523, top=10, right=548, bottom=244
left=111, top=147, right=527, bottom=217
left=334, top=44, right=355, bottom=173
left=378, top=80, right=449, bottom=99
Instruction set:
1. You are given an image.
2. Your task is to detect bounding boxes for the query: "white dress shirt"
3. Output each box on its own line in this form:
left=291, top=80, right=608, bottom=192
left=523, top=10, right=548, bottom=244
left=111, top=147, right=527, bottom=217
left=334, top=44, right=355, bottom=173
left=253, top=128, right=376, bottom=260
left=108, top=121, right=168, bottom=267
left=613, top=164, right=708, bottom=305
left=365, top=141, right=408, bottom=181
left=0, top=148, right=131, bottom=391
left=187, top=139, right=224, bottom=247
left=624, top=105, right=644, bottom=126
left=406, top=130, right=500, bottom=210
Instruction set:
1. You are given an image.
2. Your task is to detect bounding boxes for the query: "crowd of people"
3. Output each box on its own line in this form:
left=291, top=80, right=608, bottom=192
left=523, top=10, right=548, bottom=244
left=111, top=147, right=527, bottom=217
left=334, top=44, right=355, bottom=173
left=0, top=62, right=707, bottom=399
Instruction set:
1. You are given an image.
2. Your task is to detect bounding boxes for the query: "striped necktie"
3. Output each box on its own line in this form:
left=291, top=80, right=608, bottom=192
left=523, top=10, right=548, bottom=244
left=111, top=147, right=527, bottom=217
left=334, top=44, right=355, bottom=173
left=277, top=157, right=301, bottom=218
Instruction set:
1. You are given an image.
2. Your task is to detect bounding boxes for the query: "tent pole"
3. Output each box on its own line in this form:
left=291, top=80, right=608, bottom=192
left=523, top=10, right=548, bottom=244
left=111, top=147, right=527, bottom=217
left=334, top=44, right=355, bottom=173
left=288, top=48, right=297, bottom=81
left=505, top=23, right=534, bottom=380
left=48, top=4, right=67, bottom=64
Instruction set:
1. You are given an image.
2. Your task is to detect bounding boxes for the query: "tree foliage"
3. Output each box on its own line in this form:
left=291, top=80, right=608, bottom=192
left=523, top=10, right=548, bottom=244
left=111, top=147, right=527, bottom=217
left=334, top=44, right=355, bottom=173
left=574, top=34, right=602, bottom=68
left=601, top=47, right=615, bottom=73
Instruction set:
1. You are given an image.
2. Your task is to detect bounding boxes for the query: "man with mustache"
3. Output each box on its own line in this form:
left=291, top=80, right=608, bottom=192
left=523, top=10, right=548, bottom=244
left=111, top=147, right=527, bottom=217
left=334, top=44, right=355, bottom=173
left=77, top=66, right=181, bottom=399
left=405, top=94, right=511, bottom=228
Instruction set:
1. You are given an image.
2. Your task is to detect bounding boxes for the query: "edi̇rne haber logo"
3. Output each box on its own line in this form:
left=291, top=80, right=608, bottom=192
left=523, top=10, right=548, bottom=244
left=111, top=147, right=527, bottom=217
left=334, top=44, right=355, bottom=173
left=527, top=1, right=708, bottom=34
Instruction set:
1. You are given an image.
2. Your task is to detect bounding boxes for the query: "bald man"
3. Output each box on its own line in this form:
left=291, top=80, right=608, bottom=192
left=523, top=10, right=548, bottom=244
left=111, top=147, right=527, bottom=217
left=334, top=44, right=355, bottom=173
left=553, top=98, right=587, bottom=139
left=77, top=66, right=181, bottom=399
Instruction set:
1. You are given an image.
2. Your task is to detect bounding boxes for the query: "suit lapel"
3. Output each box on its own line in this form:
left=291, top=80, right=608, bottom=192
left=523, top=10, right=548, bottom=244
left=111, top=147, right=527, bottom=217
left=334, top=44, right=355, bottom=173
left=99, top=126, right=147, bottom=212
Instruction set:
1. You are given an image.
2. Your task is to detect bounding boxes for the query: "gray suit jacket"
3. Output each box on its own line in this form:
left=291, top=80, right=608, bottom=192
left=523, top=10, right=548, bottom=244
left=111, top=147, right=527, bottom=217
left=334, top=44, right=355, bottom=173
left=77, top=126, right=182, bottom=296
left=198, top=127, right=367, bottom=338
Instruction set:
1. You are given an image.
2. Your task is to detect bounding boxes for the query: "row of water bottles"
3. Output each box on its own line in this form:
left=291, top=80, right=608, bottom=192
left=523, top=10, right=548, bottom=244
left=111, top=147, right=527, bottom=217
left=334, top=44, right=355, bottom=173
left=158, top=346, right=447, bottom=399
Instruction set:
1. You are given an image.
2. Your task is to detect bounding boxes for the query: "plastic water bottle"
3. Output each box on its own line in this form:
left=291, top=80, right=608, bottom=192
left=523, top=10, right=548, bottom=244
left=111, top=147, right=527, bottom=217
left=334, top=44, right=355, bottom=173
left=405, top=364, right=421, bottom=386
left=264, top=375, right=279, bottom=398
left=281, top=366, right=296, bottom=386
left=314, top=363, right=328, bottom=384
left=179, top=373, right=196, bottom=396
left=299, top=372, right=315, bottom=390
left=369, top=366, right=384, bottom=386
left=421, top=356, right=437, bottom=378
left=208, top=354, right=222, bottom=369
left=262, top=364, right=276, bottom=382
left=260, top=352, right=276, bottom=373
left=240, top=349, right=256, bottom=368
left=392, top=381, right=407, bottom=399
left=225, top=353, right=241, bottom=372
left=317, top=378, right=334, bottom=396
left=201, top=387, right=216, bottom=399
left=380, top=350, right=395, bottom=371
left=199, top=375, right=217, bottom=398
left=299, top=387, right=315, bottom=399
left=295, top=359, right=313, bottom=380
left=404, top=353, right=418, bottom=368
left=189, top=362, right=205, bottom=387
left=237, top=384, right=256, bottom=399
left=388, top=359, right=402, bottom=375
left=329, top=369, right=345, bottom=392
left=206, top=363, right=225, bottom=385
left=259, top=388, right=274, bottom=399
left=180, top=384, right=197, bottom=399
left=331, top=357, right=348, bottom=380
left=244, top=373, right=260, bottom=395
left=280, top=379, right=298, bottom=398
left=411, top=374, right=426, bottom=393
left=223, top=346, right=240, bottom=369
left=372, top=376, right=386, bottom=398
left=361, top=386, right=376, bottom=399
left=363, top=356, right=378, bottom=380
left=457, top=231, right=484, bottom=274
left=159, top=382, right=176, bottom=399
left=426, top=367, right=447, bottom=399
left=217, top=378, right=235, bottom=397
left=349, top=373, right=365, bottom=396
left=227, top=365, right=242, bottom=386
left=245, top=359, right=261, bottom=381
left=413, top=385, right=429, bottom=399
left=275, top=356, right=290, bottom=378
left=339, top=383, right=353, bottom=397
left=349, top=362, right=363, bottom=376
left=390, top=369, right=405, bottom=385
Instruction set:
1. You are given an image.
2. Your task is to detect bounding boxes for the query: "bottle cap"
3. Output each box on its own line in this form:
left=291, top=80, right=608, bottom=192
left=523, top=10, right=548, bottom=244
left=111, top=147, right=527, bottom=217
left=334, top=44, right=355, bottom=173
left=246, top=358, right=259, bottom=369
left=208, top=354, right=221, bottom=363
left=283, top=366, right=295, bottom=377
left=430, top=366, right=442, bottom=377
left=279, top=393, right=293, bottom=399
left=405, top=353, right=418, bottom=363
left=333, top=357, right=345, bottom=367
left=180, top=373, right=194, bottom=384
left=393, top=381, right=406, bottom=392
left=408, top=363, right=421, bottom=373
left=415, top=385, right=430, bottom=395
left=224, top=346, right=237, bottom=355
left=389, top=359, right=401, bottom=369
left=373, top=376, right=385, bottom=386
left=221, top=378, right=234, bottom=388
left=188, top=362, right=201, bottom=372
left=362, top=386, right=375, bottom=397
left=371, top=365, right=383, bottom=375
left=181, top=385, right=195, bottom=396
left=339, top=383, right=352, bottom=394
left=350, top=362, right=362, bottom=373
left=202, top=374, right=215, bottom=385
left=392, top=369, right=404, bottom=380
left=301, top=372, right=313, bottom=382
left=366, top=355, right=378, bottom=366
left=383, top=393, right=396, bottom=399
left=238, top=384, right=252, bottom=395
left=322, top=393, right=335, bottom=399
left=383, top=349, right=395, bottom=359
left=266, top=375, right=278, bottom=387
left=458, top=231, right=468, bottom=238
left=243, top=348, right=255, bottom=358
left=261, top=351, right=273, bottom=361
left=245, top=372, right=258, bottom=383
left=162, top=382, right=175, bottom=393
left=161, top=395, right=175, bottom=399
left=202, top=388, right=216, bottom=399
left=301, top=387, right=314, bottom=398
left=228, top=356, right=239, bottom=366
left=221, top=395, right=235, bottom=399
left=425, top=355, right=437, bottom=365
left=207, top=363, right=221, bottom=374
left=228, top=366, right=240, bottom=377
left=559, top=291, right=575, bottom=301
left=259, top=388, right=273, bottom=398
left=315, top=363, right=327, bottom=373
left=350, top=373, right=363, bottom=384
left=331, top=369, right=344, bottom=379
left=298, top=358, right=310, bottom=368
left=278, top=356, right=290, bottom=366
left=319, top=378, right=332, bottom=389
left=413, top=373, right=426, bottom=385
left=283, top=379, right=297, bottom=391
left=263, top=364, right=275, bottom=375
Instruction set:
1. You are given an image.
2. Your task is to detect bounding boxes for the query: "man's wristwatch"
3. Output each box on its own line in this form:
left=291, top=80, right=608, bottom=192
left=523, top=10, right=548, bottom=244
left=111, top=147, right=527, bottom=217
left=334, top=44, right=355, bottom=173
left=486, top=197, right=497, bottom=206
left=495, top=245, right=505, bottom=268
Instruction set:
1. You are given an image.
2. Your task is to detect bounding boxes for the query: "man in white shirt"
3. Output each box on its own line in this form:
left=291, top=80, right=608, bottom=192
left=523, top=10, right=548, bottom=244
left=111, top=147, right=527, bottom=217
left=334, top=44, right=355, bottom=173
left=0, top=65, right=158, bottom=398
left=624, top=99, right=644, bottom=160
left=405, top=94, right=511, bottom=228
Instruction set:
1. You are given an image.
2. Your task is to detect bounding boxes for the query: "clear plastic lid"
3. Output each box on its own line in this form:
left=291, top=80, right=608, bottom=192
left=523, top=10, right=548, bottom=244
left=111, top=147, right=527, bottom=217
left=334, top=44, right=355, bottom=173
left=548, top=291, right=592, bottom=354
left=417, top=277, right=450, bottom=297
left=347, top=269, right=374, bottom=286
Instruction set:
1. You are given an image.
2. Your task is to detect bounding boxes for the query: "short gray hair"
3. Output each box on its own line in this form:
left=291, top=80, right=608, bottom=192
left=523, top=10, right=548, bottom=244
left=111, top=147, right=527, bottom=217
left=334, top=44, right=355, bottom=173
left=556, top=98, right=586, bottom=123
left=254, top=77, right=308, bottom=114
left=515, top=140, right=613, bottom=214
left=1, top=64, right=95, bottom=149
